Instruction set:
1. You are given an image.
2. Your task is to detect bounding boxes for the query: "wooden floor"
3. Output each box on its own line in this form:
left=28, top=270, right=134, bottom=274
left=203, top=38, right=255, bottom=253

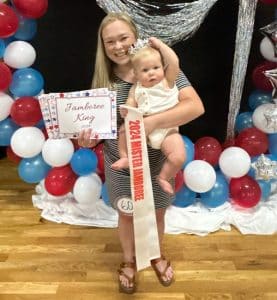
left=1, top=158, right=277, bottom=300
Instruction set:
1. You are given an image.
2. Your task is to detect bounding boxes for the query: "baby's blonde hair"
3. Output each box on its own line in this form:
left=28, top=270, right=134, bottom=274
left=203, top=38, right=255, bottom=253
left=92, top=12, right=138, bottom=89
left=130, top=46, right=163, bottom=69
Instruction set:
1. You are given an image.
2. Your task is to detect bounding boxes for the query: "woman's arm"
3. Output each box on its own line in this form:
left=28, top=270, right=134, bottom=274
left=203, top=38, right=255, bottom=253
left=143, top=85, right=204, bottom=135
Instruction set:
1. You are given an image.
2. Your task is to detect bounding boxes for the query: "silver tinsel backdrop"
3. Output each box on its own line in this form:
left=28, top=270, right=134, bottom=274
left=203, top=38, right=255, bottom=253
left=96, top=0, right=258, bottom=140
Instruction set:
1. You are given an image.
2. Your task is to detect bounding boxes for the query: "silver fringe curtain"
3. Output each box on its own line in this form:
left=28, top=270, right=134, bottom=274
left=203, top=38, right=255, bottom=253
left=96, top=0, right=258, bottom=140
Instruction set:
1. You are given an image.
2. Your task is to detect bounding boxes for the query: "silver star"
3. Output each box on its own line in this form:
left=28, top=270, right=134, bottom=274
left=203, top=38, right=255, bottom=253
left=251, top=154, right=277, bottom=181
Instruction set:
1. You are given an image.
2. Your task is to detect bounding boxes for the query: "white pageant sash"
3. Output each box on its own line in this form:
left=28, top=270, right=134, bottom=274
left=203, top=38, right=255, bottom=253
left=122, top=105, right=160, bottom=271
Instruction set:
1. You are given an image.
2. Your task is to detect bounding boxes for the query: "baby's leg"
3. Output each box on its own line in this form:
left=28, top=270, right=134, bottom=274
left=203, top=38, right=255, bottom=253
left=111, top=125, right=129, bottom=170
left=157, top=132, right=186, bottom=194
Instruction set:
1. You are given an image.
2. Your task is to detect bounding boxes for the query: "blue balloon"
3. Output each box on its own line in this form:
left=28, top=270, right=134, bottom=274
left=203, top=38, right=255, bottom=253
left=101, top=182, right=111, bottom=206
left=0, top=39, right=5, bottom=58
left=9, top=68, right=44, bottom=97
left=181, top=135, right=195, bottom=168
left=248, top=89, right=272, bottom=111
left=35, top=119, right=45, bottom=129
left=4, top=36, right=16, bottom=46
left=268, top=133, right=277, bottom=156
left=200, top=171, right=229, bottom=208
left=18, top=153, right=51, bottom=183
left=172, top=185, right=196, bottom=208
left=235, top=111, right=253, bottom=133
left=0, top=118, right=20, bottom=146
left=70, top=148, right=98, bottom=176
left=257, top=180, right=271, bottom=201
left=14, top=16, right=37, bottom=41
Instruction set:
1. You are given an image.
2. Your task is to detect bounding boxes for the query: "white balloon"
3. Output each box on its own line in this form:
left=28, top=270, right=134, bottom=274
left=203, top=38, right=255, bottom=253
left=0, top=92, right=14, bottom=121
left=11, top=127, right=45, bottom=158
left=73, top=174, right=102, bottom=204
left=260, top=37, right=277, bottom=63
left=42, top=138, right=74, bottom=167
left=3, top=41, right=36, bottom=69
left=183, top=160, right=216, bottom=193
left=219, top=146, right=251, bottom=178
left=252, top=103, right=277, bottom=134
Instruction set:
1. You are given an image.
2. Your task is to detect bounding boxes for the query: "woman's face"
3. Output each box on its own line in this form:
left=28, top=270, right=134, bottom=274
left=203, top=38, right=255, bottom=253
left=102, top=20, right=136, bottom=66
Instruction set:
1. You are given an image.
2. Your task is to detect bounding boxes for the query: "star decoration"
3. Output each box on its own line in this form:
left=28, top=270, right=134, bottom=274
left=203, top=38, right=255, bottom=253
left=264, top=68, right=277, bottom=102
left=263, top=104, right=277, bottom=132
left=251, top=154, right=277, bottom=181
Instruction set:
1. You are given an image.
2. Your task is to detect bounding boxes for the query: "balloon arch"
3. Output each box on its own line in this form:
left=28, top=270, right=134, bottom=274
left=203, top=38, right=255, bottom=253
left=1, top=0, right=277, bottom=234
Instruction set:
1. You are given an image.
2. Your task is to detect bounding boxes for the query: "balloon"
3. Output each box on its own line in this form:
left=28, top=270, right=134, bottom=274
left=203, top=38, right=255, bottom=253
left=235, top=127, right=269, bottom=156
left=264, top=68, right=277, bottom=101
left=257, top=179, right=271, bottom=200
left=252, top=103, right=277, bottom=134
left=172, top=185, right=196, bottom=208
left=101, top=182, right=111, bottom=206
left=13, top=0, right=48, bottom=19
left=252, top=61, right=277, bottom=91
left=0, top=4, right=19, bottom=38
left=0, top=39, right=5, bottom=57
left=14, top=15, right=37, bottom=41
left=11, top=126, right=45, bottom=158
left=4, top=41, right=36, bottom=69
left=219, top=146, right=251, bottom=178
left=183, top=160, right=216, bottom=193
left=230, top=175, right=261, bottom=208
left=0, top=92, right=14, bottom=121
left=200, top=171, right=229, bottom=208
left=18, top=153, right=51, bottom=183
left=260, top=37, right=277, bottom=62
left=6, top=145, right=21, bottom=163
left=235, top=112, right=253, bottom=133
left=174, top=169, right=184, bottom=193
left=9, top=67, right=44, bottom=97
left=248, top=89, right=272, bottom=111
left=73, top=173, right=102, bottom=205
left=194, top=136, right=222, bottom=166
left=42, top=138, right=74, bottom=167
left=94, top=142, right=105, bottom=174
left=70, top=148, right=98, bottom=176
left=0, top=62, right=12, bottom=91
left=44, top=165, right=77, bottom=196
left=10, top=96, right=42, bottom=126
left=0, top=117, right=19, bottom=146
left=181, top=135, right=194, bottom=168
left=268, top=133, right=277, bottom=155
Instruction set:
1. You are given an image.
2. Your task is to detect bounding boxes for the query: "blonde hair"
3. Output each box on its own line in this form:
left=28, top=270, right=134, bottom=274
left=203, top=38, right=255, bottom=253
left=130, top=46, right=162, bottom=69
left=92, top=12, right=138, bottom=89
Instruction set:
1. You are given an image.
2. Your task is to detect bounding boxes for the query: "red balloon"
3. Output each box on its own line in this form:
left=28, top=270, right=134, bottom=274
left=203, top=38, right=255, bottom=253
left=13, top=0, right=48, bottom=18
left=194, top=136, right=222, bottom=166
left=174, top=169, right=184, bottom=193
left=235, top=127, right=269, bottom=156
left=0, top=62, right=12, bottom=91
left=230, top=175, right=261, bottom=208
left=252, top=61, right=277, bottom=91
left=10, top=97, right=42, bottom=126
left=0, top=4, right=19, bottom=38
left=259, top=0, right=277, bottom=4
left=44, top=165, right=78, bottom=196
left=94, top=143, right=105, bottom=174
left=6, top=146, right=21, bottom=164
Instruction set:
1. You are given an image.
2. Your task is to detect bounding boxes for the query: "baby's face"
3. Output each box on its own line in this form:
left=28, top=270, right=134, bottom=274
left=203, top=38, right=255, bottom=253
left=134, top=53, right=164, bottom=88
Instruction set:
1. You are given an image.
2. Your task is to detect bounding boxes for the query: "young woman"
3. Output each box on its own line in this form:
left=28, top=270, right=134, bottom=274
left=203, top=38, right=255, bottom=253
left=78, top=12, right=204, bottom=294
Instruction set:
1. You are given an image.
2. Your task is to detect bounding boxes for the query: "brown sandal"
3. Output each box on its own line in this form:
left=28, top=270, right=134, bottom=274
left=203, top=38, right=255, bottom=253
left=118, top=261, right=136, bottom=294
left=151, top=255, right=174, bottom=287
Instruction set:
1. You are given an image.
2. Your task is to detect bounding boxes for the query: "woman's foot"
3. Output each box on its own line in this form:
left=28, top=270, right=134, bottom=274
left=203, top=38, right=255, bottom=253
left=157, top=176, right=174, bottom=195
left=118, top=261, right=136, bottom=294
left=111, top=157, right=129, bottom=170
left=151, top=255, right=174, bottom=286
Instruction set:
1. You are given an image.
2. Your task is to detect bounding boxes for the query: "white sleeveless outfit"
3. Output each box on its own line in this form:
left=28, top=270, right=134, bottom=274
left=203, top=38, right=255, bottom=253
left=135, top=80, right=179, bottom=149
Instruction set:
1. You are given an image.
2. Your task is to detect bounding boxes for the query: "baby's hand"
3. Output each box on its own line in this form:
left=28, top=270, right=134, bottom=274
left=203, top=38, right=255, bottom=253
left=148, top=37, right=162, bottom=50
left=119, top=107, right=128, bottom=118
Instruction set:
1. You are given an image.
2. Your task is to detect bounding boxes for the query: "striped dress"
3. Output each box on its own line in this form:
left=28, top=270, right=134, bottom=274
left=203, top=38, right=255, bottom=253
left=104, top=71, right=190, bottom=210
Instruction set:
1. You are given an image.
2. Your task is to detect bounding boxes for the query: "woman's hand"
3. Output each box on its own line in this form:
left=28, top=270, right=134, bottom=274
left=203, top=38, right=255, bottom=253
left=77, top=128, right=101, bottom=148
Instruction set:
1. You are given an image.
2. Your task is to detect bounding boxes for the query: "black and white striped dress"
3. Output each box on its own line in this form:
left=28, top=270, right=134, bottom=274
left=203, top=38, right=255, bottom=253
left=104, top=71, right=190, bottom=210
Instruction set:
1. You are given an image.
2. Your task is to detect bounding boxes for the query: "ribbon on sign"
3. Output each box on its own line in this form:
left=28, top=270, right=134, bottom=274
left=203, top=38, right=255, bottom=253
left=122, top=104, right=160, bottom=271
